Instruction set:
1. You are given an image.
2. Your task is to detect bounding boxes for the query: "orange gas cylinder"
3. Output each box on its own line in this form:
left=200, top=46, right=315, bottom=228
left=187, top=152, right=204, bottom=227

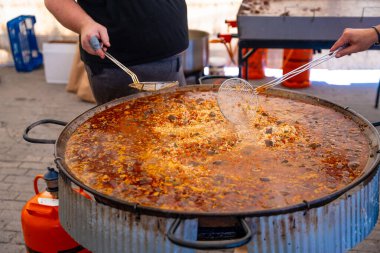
left=282, top=49, right=313, bottom=88
left=21, top=167, right=90, bottom=253
left=242, top=48, right=267, bottom=80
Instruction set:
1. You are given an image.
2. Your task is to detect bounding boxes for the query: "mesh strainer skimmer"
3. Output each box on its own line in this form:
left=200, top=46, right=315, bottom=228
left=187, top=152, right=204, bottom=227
left=90, top=36, right=178, bottom=91
left=217, top=47, right=344, bottom=125
left=217, top=78, right=259, bottom=125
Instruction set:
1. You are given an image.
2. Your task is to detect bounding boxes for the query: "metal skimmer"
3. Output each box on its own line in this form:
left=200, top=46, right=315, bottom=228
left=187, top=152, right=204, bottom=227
left=217, top=47, right=343, bottom=125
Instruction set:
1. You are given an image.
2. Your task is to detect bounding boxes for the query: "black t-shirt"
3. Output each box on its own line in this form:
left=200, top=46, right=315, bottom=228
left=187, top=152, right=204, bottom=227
left=77, top=0, right=189, bottom=68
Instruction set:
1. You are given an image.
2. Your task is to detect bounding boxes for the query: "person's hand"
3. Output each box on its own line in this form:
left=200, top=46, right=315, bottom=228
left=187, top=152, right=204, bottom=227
left=331, top=27, right=378, bottom=58
left=80, top=21, right=110, bottom=59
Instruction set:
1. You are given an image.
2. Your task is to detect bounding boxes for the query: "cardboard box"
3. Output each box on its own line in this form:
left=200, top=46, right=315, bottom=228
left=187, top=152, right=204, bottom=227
left=42, top=41, right=77, bottom=84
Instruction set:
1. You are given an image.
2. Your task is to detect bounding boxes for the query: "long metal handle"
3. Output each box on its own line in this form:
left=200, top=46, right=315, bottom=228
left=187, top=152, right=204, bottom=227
left=89, top=36, right=140, bottom=83
left=23, top=119, right=67, bottom=144
left=255, top=47, right=344, bottom=94
left=167, top=218, right=252, bottom=250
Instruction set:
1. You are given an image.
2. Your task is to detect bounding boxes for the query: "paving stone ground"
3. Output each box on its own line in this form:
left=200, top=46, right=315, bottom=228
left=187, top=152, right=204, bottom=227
left=0, top=67, right=92, bottom=253
left=0, top=66, right=380, bottom=252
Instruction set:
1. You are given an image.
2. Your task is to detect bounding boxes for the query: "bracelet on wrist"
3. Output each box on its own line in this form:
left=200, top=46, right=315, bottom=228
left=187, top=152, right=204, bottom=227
left=371, top=26, right=380, bottom=45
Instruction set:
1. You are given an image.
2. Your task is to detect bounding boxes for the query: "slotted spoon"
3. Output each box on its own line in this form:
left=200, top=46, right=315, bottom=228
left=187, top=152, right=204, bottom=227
left=90, top=36, right=178, bottom=91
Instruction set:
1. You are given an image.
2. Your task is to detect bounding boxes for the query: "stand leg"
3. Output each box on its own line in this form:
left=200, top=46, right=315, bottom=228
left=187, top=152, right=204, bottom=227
left=238, top=45, right=243, bottom=78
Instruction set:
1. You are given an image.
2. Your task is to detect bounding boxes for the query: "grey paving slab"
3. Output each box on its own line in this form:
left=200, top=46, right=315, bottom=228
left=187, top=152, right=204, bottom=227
left=0, top=167, right=28, bottom=176
left=11, top=232, right=25, bottom=245
left=4, top=175, right=36, bottom=185
left=0, top=231, right=16, bottom=243
left=4, top=220, right=22, bottom=232
left=0, top=190, right=19, bottom=201
left=18, top=162, right=45, bottom=170
left=370, top=230, right=380, bottom=238
left=0, top=183, right=11, bottom=191
left=8, top=181, right=43, bottom=194
left=25, top=168, right=48, bottom=177
left=0, top=66, right=380, bottom=253
left=0, top=210, right=22, bottom=221
left=0, top=200, right=26, bottom=211
left=0, top=219, right=6, bottom=229
left=352, top=240, right=380, bottom=252
left=0, top=161, right=22, bottom=168
left=0, top=243, right=25, bottom=253
left=22, top=155, right=43, bottom=162
left=15, top=192, right=35, bottom=202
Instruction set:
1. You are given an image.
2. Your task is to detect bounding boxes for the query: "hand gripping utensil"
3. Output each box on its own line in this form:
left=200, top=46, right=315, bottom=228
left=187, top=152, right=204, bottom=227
left=89, top=36, right=178, bottom=91
left=217, top=47, right=344, bottom=125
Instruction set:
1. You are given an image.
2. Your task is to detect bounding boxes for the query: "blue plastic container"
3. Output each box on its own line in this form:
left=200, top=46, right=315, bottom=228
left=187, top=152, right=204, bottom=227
left=7, top=15, right=43, bottom=72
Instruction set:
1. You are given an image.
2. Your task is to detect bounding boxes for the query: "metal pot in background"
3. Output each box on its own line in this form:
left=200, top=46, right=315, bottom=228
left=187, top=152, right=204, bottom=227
left=182, top=30, right=209, bottom=79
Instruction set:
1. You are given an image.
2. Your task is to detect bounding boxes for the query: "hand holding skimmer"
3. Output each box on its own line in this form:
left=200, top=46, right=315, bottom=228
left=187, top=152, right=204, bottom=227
left=90, top=36, right=178, bottom=91
left=217, top=47, right=344, bottom=125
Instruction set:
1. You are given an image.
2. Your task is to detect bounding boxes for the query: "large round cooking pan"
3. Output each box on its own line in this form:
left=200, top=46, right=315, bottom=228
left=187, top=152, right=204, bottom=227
left=23, top=85, right=380, bottom=251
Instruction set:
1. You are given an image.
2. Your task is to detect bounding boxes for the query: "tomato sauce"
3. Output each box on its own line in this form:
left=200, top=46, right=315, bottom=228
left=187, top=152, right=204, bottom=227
left=65, top=91, right=370, bottom=212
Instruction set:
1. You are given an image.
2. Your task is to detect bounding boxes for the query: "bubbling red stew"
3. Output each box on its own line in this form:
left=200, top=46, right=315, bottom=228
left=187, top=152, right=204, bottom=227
left=65, top=90, right=370, bottom=213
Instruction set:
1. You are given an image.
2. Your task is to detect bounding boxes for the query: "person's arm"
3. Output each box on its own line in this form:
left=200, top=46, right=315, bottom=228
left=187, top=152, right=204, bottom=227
left=44, top=0, right=110, bottom=58
left=330, top=25, right=380, bottom=58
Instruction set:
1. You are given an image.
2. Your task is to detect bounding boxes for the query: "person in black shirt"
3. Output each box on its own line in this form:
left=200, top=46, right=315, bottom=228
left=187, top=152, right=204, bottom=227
left=331, top=25, right=380, bottom=58
left=45, top=0, right=189, bottom=104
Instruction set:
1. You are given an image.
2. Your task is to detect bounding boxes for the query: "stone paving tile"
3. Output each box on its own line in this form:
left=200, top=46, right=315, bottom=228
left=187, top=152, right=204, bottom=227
left=0, top=201, right=25, bottom=211
left=0, top=210, right=22, bottom=221
left=1, top=66, right=380, bottom=252
left=22, top=155, right=43, bottom=162
left=0, top=231, right=16, bottom=243
left=41, top=157, right=56, bottom=163
left=367, top=229, right=380, bottom=239
left=0, top=167, right=28, bottom=176
left=0, top=219, right=6, bottom=229
left=0, top=182, right=11, bottom=191
left=11, top=232, right=25, bottom=245
left=352, top=239, right=380, bottom=252
left=4, top=220, right=22, bottom=232
left=9, top=184, right=36, bottom=194
left=0, top=243, right=25, bottom=253
left=15, top=192, right=35, bottom=202
left=0, top=154, right=46, bottom=163
left=0, top=190, right=19, bottom=201
left=4, top=175, right=36, bottom=185
left=18, top=162, right=46, bottom=170
left=25, top=168, right=48, bottom=177
left=0, top=161, right=22, bottom=168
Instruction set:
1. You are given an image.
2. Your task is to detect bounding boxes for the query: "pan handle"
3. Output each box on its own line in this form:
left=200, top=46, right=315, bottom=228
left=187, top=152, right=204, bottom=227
left=23, top=119, right=67, bottom=144
left=372, top=122, right=380, bottom=127
left=167, top=218, right=252, bottom=250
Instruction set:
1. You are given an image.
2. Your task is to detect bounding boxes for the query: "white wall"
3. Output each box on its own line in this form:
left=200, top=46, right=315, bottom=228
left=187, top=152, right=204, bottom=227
left=187, top=0, right=241, bottom=34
